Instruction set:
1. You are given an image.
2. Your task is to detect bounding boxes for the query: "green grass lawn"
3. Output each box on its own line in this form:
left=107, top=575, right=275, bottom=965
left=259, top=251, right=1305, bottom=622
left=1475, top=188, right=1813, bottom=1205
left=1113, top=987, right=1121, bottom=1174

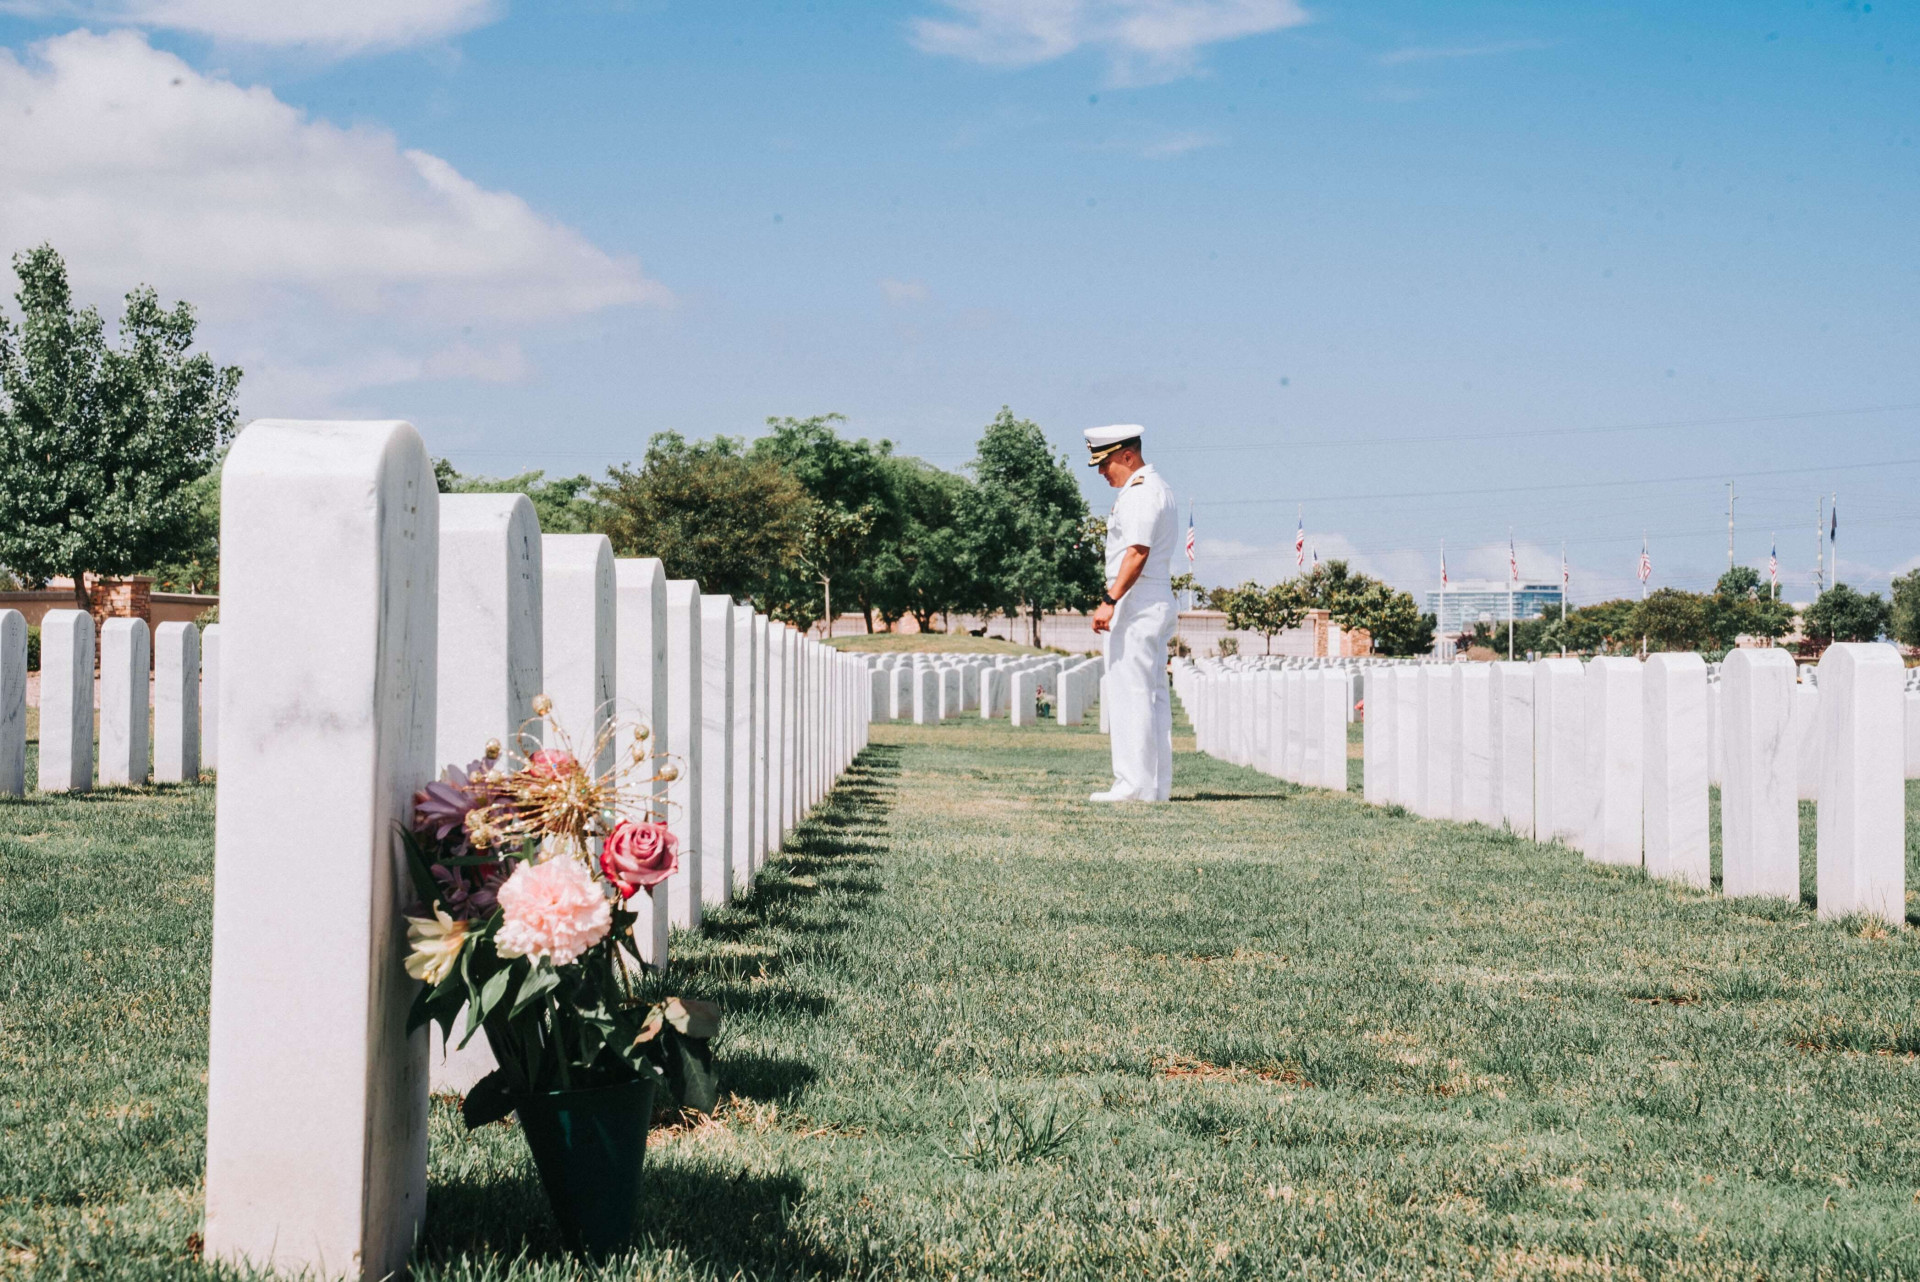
left=7, top=715, right=1920, bottom=1279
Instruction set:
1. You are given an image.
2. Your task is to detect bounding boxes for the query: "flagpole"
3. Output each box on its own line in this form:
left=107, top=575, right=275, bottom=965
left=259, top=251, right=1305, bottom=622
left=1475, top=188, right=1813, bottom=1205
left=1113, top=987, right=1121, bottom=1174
left=1507, top=526, right=1515, bottom=662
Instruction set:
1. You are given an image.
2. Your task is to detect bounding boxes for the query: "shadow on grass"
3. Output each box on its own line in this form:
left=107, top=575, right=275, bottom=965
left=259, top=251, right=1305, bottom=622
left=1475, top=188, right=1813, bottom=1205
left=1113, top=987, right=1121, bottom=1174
left=1168, top=790, right=1296, bottom=803
left=421, top=1154, right=839, bottom=1277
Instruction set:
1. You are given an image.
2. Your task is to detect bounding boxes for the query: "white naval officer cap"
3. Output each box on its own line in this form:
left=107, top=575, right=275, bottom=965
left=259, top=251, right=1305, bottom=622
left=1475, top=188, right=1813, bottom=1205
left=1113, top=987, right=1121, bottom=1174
left=1083, top=423, right=1144, bottom=466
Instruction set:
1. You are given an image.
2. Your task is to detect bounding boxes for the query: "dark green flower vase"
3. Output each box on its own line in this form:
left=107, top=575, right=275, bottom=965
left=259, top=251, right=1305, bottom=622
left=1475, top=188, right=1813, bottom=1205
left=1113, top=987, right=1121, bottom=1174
left=516, top=1077, right=657, bottom=1258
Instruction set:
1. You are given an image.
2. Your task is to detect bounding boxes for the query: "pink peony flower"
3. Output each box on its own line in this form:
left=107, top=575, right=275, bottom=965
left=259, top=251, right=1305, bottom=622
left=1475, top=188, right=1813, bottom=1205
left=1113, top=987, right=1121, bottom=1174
left=494, top=857, right=611, bottom=966
left=527, top=750, right=580, bottom=780
left=599, top=821, right=678, bottom=898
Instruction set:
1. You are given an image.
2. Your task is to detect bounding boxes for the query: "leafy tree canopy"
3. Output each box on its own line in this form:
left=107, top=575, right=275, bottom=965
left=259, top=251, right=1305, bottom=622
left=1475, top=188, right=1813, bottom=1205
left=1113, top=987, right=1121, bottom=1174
left=0, top=244, right=240, bottom=606
left=1891, top=568, right=1920, bottom=651
left=437, top=463, right=599, bottom=534
left=964, top=408, right=1102, bottom=644
left=592, top=433, right=808, bottom=607
left=1803, top=583, right=1891, bottom=644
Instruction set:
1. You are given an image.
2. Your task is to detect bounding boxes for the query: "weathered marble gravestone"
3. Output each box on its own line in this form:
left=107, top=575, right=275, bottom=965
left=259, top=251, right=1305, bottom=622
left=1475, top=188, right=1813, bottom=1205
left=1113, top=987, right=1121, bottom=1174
left=1422, top=666, right=1454, bottom=820
left=1316, top=666, right=1349, bottom=791
left=99, top=617, right=151, bottom=787
left=1489, top=661, right=1533, bottom=836
left=870, top=666, right=891, bottom=722
left=614, top=558, right=671, bottom=965
left=940, top=666, right=962, bottom=720
left=1581, top=657, right=1642, bottom=866
left=1815, top=643, right=1905, bottom=925
left=1455, top=663, right=1494, bottom=824
left=1300, top=670, right=1324, bottom=786
left=1532, top=658, right=1584, bottom=845
left=541, top=534, right=615, bottom=776
left=664, top=580, right=704, bottom=929
left=891, top=665, right=913, bottom=720
left=1643, top=652, right=1708, bottom=888
left=1011, top=670, right=1039, bottom=726
left=431, top=496, right=544, bottom=1092
left=0, top=609, right=23, bottom=796
left=438, top=495, right=544, bottom=772
left=754, top=614, right=774, bottom=867
left=914, top=666, right=938, bottom=724
left=699, top=593, right=735, bottom=909
left=1791, top=683, right=1821, bottom=801
left=1393, top=667, right=1422, bottom=811
left=1720, top=647, right=1798, bottom=901
left=153, top=622, right=201, bottom=784
left=1362, top=665, right=1391, bottom=803
left=1285, top=670, right=1308, bottom=783
left=732, top=604, right=759, bottom=893
left=204, top=419, right=435, bottom=1282
left=980, top=667, right=1005, bottom=718
left=37, top=609, right=93, bottom=793
left=200, top=623, right=221, bottom=771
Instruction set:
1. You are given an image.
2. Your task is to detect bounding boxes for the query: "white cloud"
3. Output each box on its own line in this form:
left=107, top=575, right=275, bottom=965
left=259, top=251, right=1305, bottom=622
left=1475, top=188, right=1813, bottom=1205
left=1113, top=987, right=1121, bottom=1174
left=1136, top=128, right=1222, bottom=158
left=911, top=0, right=1309, bottom=84
left=0, top=0, right=500, bottom=54
left=0, top=30, right=665, bottom=404
left=879, top=277, right=930, bottom=304
left=1378, top=38, right=1552, bottom=67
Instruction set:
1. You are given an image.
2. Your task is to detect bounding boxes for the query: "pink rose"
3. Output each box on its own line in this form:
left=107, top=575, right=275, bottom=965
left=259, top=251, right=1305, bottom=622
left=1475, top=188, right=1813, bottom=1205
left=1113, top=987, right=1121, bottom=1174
left=494, top=856, right=611, bottom=966
left=527, top=749, right=580, bottom=780
left=599, top=821, right=678, bottom=898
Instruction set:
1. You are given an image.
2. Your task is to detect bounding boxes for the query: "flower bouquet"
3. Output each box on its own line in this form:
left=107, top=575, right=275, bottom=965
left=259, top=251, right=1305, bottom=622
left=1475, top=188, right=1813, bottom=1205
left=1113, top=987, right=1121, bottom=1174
left=401, top=697, right=720, bottom=1256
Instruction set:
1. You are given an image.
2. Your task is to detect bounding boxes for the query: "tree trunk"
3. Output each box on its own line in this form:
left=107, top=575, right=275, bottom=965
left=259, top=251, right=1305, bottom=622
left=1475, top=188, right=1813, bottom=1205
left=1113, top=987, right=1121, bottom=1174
left=1029, top=600, right=1041, bottom=648
left=70, top=573, right=90, bottom=612
left=860, top=600, right=875, bottom=635
left=822, top=576, right=832, bottom=638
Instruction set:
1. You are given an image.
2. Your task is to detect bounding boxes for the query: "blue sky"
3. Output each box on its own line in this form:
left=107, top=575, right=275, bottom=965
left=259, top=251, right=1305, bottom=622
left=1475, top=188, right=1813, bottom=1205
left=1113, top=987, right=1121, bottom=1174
left=0, top=1, right=1913, bottom=602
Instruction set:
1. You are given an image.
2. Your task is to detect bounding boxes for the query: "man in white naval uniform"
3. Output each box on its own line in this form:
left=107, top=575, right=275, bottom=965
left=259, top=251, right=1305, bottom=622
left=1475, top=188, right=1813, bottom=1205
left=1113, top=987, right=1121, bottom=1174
left=1085, top=425, right=1178, bottom=802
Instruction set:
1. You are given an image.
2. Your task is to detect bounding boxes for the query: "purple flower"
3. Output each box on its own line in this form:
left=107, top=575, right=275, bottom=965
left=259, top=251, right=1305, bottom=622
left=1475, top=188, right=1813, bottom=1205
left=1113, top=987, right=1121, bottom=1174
left=431, top=860, right=509, bottom=921
left=411, top=761, right=492, bottom=856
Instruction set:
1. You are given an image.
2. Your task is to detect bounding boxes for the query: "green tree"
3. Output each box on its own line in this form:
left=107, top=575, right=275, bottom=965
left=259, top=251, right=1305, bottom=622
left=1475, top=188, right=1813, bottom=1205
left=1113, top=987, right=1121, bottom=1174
left=1803, top=583, right=1891, bottom=644
left=594, top=432, right=808, bottom=603
left=1889, top=568, right=1920, bottom=650
left=142, top=455, right=223, bottom=593
left=1216, top=579, right=1307, bottom=655
left=869, top=456, right=977, bottom=632
left=1705, top=565, right=1793, bottom=647
left=437, top=464, right=600, bottom=534
left=963, top=408, right=1102, bottom=646
left=1369, top=602, right=1435, bottom=657
left=0, top=244, right=240, bottom=607
left=1630, top=587, right=1716, bottom=652
left=750, top=414, right=897, bottom=630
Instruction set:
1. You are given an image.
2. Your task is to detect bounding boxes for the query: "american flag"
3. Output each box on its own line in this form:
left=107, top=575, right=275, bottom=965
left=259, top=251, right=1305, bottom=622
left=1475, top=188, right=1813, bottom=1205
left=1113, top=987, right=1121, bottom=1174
left=1768, top=538, right=1778, bottom=588
left=1637, top=537, right=1652, bottom=585
left=1184, top=506, right=1196, bottom=564
left=1294, top=510, right=1305, bottom=568
left=1312, top=547, right=1319, bottom=566
left=1440, top=543, right=1449, bottom=588
left=1561, top=544, right=1569, bottom=599
left=1508, top=532, right=1519, bottom=583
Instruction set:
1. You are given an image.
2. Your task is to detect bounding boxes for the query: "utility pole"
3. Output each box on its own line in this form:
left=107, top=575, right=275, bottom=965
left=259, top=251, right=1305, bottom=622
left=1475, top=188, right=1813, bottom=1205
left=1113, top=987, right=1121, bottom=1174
left=1815, top=496, right=1826, bottom=595
left=1726, top=481, right=1735, bottom=573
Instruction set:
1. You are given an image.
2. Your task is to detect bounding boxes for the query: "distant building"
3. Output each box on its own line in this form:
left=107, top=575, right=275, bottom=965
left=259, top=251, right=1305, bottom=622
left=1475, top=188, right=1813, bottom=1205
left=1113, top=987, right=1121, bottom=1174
left=1424, top=581, right=1564, bottom=635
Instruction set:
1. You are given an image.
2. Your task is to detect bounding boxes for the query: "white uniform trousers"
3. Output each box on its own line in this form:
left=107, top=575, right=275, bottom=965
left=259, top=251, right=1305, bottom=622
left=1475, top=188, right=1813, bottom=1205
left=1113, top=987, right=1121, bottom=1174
left=1103, top=583, right=1177, bottom=800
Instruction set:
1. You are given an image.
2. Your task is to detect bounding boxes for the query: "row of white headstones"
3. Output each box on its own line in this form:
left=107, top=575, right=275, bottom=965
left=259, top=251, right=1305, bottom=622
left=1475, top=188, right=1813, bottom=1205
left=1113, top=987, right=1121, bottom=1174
left=1182, top=646, right=1914, bottom=928
left=146, top=420, right=876, bottom=1282
left=0, top=609, right=218, bottom=795
left=860, top=650, right=1108, bottom=726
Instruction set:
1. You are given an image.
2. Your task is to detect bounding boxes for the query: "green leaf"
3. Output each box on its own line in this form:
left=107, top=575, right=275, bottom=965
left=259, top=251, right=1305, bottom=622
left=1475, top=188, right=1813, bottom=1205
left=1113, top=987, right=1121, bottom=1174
left=664, top=996, right=722, bottom=1039
left=510, top=962, right=561, bottom=1018
left=663, top=1032, right=721, bottom=1114
left=471, top=966, right=514, bottom=1030
left=397, top=826, right=443, bottom=909
left=461, top=1070, right=518, bottom=1130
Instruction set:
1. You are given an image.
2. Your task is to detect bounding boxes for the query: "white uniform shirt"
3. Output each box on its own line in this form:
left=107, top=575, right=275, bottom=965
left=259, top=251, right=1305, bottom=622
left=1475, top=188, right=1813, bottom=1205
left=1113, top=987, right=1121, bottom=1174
left=1105, top=463, right=1178, bottom=588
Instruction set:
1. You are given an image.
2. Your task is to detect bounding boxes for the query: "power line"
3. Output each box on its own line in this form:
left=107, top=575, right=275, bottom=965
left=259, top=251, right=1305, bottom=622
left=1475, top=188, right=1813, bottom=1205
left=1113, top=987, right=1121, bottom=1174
left=1192, top=454, right=1920, bottom=509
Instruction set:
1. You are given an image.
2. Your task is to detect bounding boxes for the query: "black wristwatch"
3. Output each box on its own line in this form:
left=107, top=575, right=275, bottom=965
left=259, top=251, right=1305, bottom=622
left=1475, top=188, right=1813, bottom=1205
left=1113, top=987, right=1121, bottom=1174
left=1100, top=590, right=1117, bottom=606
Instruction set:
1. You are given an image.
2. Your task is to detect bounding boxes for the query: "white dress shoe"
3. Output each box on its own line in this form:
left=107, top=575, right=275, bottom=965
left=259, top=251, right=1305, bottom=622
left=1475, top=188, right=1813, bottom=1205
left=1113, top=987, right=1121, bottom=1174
left=1089, top=789, right=1141, bottom=802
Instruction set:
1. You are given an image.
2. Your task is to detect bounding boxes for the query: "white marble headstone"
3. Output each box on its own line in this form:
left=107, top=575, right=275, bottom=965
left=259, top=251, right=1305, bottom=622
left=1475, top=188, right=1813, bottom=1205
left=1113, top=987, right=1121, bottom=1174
left=1720, top=647, right=1798, bottom=901
left=1815, top=643, right=1904, bottom=924
left=153, top=621, right=202, bottom=784
left=204, top=419, right=435, bottom=1281
left=99, top=617, right=151, bottom=787
left=37, top=609, right=93, bottom=793
left=1643, top=652, right=1708, bottom=888
left=0, top=609, right=22, bottom=796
